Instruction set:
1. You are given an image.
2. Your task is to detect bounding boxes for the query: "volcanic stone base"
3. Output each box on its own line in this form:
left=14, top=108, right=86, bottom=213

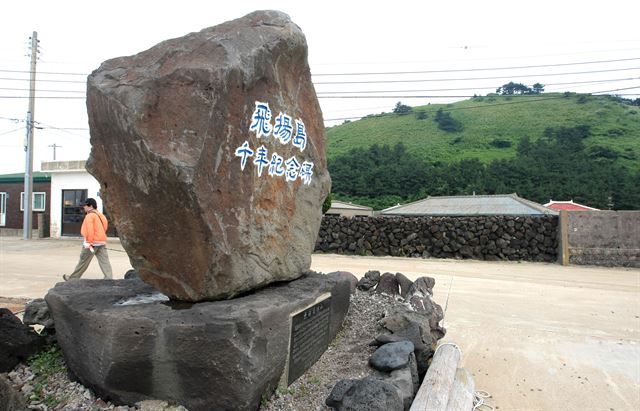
left=45, top=272, right=350, bottom=411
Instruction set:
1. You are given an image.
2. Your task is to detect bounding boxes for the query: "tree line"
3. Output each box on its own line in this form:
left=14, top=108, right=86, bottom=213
left=328, top=125, right=640, bottom=210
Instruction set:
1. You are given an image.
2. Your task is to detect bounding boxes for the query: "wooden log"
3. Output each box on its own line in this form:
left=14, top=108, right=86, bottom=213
left=409, top=343, right=460, bottom=411
left=446, top=368, right=476, bottom=411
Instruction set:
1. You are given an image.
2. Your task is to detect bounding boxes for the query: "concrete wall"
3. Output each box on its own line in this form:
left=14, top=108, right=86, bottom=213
left=49, top=171, right=103, bottom=238
left=567, top=211, right=640, bottom=267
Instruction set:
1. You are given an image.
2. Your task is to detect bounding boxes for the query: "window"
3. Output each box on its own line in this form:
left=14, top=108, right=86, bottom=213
left=20, top=192, right=46, bottom=212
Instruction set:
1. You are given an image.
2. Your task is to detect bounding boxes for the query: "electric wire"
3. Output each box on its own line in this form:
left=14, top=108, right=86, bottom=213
left=0, top=127, right=23, bottom=136
left=314, top=67, right=640, bottom=85
left=316, top=77, right=640, bottom=95
left=2, top=55, right=639, bottom=78
left=312, top=57, right=640, bottom=76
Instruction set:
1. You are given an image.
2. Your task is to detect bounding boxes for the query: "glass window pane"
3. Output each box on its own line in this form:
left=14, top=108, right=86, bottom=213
left=34, top=193, right=45, bottom=211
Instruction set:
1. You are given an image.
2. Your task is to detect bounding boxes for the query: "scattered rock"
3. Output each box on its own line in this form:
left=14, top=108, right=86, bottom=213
left=46, top=273, right=350, bottom=411
left=7, top=273, right=446, bottom=411
left=0, top=308, right=46, bottom=372
left=328, top=271, right=359, bottom=293
left=395, top=273, right=413, bottom=299
left=0, top=374, right=26, bottom=411
left=407, top=276, right=435, bottom=297
left=136, top=399, right=189, bottom=411
left=357, top=270, right=381, bottom=291
left=22, top=298, right=54, bottom=329
left=326, top=376, right=403, bottom=411
left=375, top=272, right=399, bottom=296
left=369, top=341, right=415, bottom=372
left=373, top=321, right=427, bottom=352
left=385, top=364, right=416, bottom=411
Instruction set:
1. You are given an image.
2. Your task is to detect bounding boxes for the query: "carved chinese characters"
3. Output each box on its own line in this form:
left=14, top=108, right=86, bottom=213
left=235, top=102, right=314, bottom=185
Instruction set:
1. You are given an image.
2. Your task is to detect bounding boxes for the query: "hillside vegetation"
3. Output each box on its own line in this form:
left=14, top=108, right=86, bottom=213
left=325, top=93, right=640, bottom=210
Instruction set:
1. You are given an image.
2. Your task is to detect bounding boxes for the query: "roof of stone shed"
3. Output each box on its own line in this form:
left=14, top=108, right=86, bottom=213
left=380, top=193, right=557, bottom=216
left=329, top=200, right=373, bottom=211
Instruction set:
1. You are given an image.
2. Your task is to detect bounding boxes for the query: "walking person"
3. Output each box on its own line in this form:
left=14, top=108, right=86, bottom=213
left=63, top=198, right=113, bottom=280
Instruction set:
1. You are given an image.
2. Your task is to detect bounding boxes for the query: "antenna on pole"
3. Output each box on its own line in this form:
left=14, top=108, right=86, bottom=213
left=23, top=31, right=39, bottom=240
left=48, top=143, right=62, bottom=160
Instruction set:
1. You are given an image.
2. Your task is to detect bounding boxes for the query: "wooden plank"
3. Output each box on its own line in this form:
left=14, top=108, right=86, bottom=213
left=445, top=368, right=476, bottom=411
left=409, top=343, right=460, bottom=411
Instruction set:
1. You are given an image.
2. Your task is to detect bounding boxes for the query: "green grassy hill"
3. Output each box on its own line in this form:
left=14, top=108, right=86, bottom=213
left=325, top=93, right=640, bottom=171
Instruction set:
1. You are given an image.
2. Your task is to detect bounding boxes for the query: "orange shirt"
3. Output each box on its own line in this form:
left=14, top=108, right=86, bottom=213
left=81, top=210, right=108, bottom=245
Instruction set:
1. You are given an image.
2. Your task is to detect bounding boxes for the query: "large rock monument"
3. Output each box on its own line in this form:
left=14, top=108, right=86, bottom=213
left=86, top=9, right=330, bottom=302
left=46, top=10, right=349, bottom=411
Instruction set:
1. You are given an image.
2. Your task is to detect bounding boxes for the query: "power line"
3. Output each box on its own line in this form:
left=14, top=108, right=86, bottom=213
left=316, top=77, right=640, bottom=95
left=0, top=87, right=85, bottom=93
left=2, top=53, right=639, bottom=77
left=0, top=127, right=23, bottom=136
left=0, top=96, right=85, bottom=99
left=1, top=56, right=639, bottom=82
left=1, top=76, right=636, bottom=101
left=1, top=76, right=636, bottom=96
left=312, top=57, right=640, bottom=76
left=314, top=67, right=640, bottom=85
left=0, top=69, right=86, bottom=76
left=0, top=77, right=85, bottom=84
left=0, top=116, right=23, bottom=122
left=34, top=121, right=90, bottom=136
left=313, top=45, right=640, bottom=67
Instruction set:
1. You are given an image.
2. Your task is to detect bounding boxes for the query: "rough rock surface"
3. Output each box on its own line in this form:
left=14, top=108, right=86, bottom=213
left=45, top=273, right=350, bottom=411
left=369, top=341, right=415, bottom=372
left=325, top=377, right=403, bottom=411
left=356, top=270, right=381, bottom=291
left=317, top=215, right=558, bottom=262
left=22, top=298, right=55, bottom=329
left=0, top=373, right=26, bottom=411
left=86, top=10, right=331, bottom=301
left=375, top=272, right=399, bottom=296
left=0, top=308, right=46, bottom=373
left=7, top=287, right=457, bottom=411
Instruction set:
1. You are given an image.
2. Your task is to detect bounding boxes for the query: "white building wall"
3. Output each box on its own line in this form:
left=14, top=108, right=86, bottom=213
left=49, top=171, right=102, bottom=238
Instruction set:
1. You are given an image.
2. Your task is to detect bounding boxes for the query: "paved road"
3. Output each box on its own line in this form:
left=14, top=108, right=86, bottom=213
left=1, top=236, right=639, bottom=410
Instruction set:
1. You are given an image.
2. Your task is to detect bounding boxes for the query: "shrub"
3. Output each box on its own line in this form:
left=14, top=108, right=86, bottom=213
left=434, top=109, right=463, bottom=133
left=489, top=139, right=512, bottom=148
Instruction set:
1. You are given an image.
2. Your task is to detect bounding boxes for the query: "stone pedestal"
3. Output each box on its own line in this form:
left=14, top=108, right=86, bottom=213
left=45, top=273, right=350, bottom=411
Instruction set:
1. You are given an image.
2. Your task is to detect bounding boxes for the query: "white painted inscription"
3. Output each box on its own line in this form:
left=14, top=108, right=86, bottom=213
left=235, top=101, right=314, bottom=185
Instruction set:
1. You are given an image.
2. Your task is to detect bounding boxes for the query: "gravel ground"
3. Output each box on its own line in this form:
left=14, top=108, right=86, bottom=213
left=6, top=290, right=397, bottom=411
left=261, top=290, right=397, bottom=411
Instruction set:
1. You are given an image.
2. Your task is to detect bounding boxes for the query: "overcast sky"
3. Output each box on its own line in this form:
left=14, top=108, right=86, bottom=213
left=1, top=0, right=638, bottom=174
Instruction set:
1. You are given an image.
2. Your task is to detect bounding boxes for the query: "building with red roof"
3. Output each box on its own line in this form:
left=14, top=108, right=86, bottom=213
left=543, top=200, right=599, bottom=211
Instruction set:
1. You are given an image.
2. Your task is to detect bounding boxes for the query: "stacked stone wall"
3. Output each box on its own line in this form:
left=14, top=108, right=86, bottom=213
left=315, top=215, right=558, bottom=262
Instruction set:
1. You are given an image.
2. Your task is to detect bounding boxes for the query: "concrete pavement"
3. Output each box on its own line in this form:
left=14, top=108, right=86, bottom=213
left=1, top=236, right=639, bottom=410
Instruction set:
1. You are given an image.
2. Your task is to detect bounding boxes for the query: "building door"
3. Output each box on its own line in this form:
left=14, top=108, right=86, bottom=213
left=61, top=189, right=87, bottom=236
left=0, top=192, right=6, bottom=226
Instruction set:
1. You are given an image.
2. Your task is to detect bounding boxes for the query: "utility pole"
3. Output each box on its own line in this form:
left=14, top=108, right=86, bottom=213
left=48, top=143, right=62, bottom=160
left=23, top=31, right=39, bottom=240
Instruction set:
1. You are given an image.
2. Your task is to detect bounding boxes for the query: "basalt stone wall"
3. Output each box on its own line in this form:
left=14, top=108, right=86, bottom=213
left=315, top=215, right=558, bottom=262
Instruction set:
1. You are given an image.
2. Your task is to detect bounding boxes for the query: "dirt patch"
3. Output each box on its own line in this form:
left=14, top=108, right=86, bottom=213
left=0, top=296, right=30, bottom=316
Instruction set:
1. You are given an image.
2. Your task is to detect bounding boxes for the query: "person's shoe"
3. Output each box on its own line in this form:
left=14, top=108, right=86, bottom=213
left=62, top=274, right=69, bottom=281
